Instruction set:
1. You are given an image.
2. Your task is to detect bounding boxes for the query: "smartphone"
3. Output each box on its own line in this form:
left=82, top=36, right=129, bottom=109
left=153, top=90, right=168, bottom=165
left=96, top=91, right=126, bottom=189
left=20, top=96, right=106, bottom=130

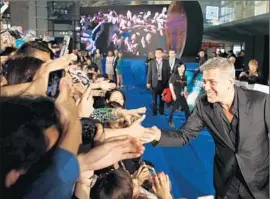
left=46, top=69, right=65, bottom=98
left=68, top=68, right=91, bottom=88
left=60, top=35, right=70, bottom=56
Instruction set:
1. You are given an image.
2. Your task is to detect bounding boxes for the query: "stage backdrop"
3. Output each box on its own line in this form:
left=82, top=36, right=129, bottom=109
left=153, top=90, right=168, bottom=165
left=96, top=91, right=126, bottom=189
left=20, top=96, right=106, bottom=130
left=80, top=1, right=203, bottom=58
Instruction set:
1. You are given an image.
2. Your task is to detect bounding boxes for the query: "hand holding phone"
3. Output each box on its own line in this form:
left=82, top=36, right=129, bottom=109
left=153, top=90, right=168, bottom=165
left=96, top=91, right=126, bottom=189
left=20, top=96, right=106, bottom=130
left=46, top=69, right=65, bottom=98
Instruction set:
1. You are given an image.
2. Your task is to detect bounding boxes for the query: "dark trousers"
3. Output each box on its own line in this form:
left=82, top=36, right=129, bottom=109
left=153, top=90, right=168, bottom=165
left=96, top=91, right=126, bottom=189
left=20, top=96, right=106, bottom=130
left=152, top=81, right=165, bottom=115
left=169, top=95, right=190, bottom=122
left=216, top=176, right=254, bottom=199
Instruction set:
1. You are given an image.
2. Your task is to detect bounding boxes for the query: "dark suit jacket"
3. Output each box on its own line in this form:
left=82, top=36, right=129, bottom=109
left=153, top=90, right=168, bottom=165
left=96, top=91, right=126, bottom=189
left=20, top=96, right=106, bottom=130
left=147, top=59, right=170, bottom=88
left=155, top=86, right=269, bottom=198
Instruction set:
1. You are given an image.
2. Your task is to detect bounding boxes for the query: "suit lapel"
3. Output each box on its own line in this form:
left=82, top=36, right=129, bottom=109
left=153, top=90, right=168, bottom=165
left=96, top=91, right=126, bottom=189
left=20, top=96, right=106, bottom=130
left=237, top=87, right=251, bottom=149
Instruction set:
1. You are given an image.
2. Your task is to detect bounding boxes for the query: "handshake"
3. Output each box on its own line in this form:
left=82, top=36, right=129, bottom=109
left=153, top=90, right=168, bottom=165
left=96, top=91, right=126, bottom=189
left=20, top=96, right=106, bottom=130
left=117, top=110, right=162, bottom=144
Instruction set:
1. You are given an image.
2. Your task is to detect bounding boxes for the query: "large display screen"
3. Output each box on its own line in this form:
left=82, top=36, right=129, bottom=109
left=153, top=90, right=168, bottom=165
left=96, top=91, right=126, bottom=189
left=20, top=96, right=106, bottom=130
left=80, top=5, right=169, bottom=57
left=80, top=2, right=203, bottom=58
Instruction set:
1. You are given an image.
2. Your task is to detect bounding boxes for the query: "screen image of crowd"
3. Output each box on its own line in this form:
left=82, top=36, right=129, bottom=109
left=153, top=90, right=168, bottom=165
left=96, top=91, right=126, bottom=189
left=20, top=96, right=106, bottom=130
left=80, top=6, right=167, bottom=57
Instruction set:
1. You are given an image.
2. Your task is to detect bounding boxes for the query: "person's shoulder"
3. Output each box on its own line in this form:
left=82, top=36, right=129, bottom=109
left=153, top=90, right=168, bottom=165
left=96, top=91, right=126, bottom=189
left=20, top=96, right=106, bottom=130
left=149, top=59, right=155, bottom=65
left=52, top=148, right=80, bottom=181
left=238, top=86, right=268, bottom=101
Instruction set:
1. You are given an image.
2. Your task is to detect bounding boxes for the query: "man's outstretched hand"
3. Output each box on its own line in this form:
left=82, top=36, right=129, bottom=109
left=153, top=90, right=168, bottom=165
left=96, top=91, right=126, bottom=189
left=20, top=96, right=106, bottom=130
left=139, top=126, right=161, bottom=144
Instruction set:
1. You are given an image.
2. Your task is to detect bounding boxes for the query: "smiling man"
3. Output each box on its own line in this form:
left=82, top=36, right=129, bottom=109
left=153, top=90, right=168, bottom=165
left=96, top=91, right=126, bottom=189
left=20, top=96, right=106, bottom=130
left=141, top=57, right=269, bottom=199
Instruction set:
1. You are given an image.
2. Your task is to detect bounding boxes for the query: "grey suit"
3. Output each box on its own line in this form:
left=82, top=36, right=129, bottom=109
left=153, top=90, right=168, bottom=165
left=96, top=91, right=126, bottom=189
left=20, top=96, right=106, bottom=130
left=155, top=86, right=269, bottom=198
left=147, top=59, right=170, bottom=115
left=147, top=59, right=170, bottom=88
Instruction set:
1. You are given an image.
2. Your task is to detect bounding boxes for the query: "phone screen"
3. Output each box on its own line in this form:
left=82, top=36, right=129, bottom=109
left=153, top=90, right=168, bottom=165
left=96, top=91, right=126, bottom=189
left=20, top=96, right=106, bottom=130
left=46, top=69, right=65, bottom=98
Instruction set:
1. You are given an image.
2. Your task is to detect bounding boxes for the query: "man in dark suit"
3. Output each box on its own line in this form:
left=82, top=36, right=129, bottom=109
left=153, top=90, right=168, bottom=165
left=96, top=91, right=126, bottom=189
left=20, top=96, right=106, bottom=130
left=141, top=57, right=269, bottom=199
left=147, top=48, right=170, bottom=116
left=168, top=49, right=180, bottom=75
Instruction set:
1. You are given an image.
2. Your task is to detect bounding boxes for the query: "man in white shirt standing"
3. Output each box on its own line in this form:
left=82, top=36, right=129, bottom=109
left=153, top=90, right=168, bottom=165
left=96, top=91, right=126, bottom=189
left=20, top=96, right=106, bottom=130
left=168, top=49, right=180, bottom=75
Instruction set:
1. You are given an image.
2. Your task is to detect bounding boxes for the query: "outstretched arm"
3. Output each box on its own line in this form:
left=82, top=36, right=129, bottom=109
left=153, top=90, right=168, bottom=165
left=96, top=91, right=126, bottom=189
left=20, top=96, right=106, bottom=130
left=140, top=98, right=205, bottom=147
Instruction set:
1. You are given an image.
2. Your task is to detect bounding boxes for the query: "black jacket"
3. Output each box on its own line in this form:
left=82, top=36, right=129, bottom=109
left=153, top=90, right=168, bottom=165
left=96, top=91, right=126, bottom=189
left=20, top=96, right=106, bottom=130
left=155, top=86, right=269, bottom=198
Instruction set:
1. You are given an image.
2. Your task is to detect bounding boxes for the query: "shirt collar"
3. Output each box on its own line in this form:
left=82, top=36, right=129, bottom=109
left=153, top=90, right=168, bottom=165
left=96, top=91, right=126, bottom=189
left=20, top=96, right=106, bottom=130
left=216, top=87, right=238, bottom=117
left=156, top=58, right=162, bottom=63
left=231, top=87, right=239, bottom=116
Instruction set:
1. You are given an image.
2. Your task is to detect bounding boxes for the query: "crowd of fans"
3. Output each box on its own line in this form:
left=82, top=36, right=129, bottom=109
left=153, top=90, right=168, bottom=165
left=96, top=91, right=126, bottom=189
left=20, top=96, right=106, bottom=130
left=1, top=9, right=267, bottom=198
left=0, top=29, right=176, bottom=199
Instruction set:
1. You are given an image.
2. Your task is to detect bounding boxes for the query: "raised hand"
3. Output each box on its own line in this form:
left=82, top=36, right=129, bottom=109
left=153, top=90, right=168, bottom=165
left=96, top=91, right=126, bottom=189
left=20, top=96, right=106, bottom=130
left=78, top=136, right=145, bottom=172
left=132, top=164, right=150, bottom=186
left=152, top=172, right=173, bottom=199
left=77, top=86, right=94, bottom=118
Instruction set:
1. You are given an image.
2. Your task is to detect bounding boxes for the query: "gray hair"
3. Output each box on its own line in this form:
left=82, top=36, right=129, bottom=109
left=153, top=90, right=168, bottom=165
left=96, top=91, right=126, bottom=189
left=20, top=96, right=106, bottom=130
left=200, top=57, right=235, bottom=80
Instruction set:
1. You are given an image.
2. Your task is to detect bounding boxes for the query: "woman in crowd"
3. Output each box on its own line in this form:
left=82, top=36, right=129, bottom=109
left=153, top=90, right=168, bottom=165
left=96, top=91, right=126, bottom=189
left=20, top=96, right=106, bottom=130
left=239, top=59, right=261, bottom=84
left=86, top=59, right=100, bottom=80
left=168, top=62, right=190, bottom=127
left=93, top=49, right=103, bottom=75
left=77, top=51, right=87, bottom=63
left=105, top=88, right=126, bottom=108
left=105, top=50, right=115, bottom=80
left=116, top=51, right=124, bottom=88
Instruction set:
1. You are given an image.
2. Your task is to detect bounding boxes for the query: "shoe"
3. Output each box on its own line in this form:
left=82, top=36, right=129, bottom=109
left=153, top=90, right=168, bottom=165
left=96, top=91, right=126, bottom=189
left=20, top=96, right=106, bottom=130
left=159, top=112, right=164, bottom=115
left=153, top=113, right=157, bottom=116
left=169, top=121, right=175, bottom=127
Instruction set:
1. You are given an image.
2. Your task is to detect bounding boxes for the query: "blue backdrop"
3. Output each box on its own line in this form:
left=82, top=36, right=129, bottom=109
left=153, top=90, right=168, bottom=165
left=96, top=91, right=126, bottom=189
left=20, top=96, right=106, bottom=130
left=103, top=58, right=215, bottom=199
